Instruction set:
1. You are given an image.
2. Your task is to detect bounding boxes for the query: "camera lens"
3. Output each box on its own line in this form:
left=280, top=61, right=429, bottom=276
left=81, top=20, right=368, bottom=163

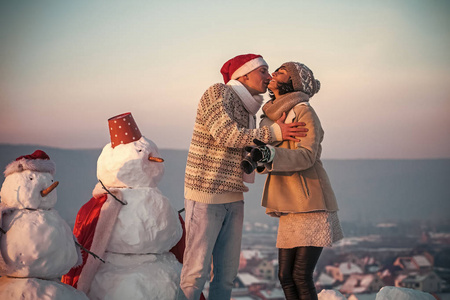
left=241, top=153, right=257, bottom=174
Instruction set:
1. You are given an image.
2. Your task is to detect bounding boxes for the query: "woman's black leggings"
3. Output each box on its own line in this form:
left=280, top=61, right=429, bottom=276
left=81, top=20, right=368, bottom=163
left=278, top=246, right=323, bottom=300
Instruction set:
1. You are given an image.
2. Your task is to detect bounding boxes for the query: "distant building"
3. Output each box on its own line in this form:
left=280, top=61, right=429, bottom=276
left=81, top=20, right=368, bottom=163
left=230, top=288, right=252, bottom=299
left=430, top=232, right=450, bottom=244
left=397, top=271, right=443, bottom=293
left=360, top=256, right=381, bottom=273
left=253, top=288, right=285, bottom=300
left=241, top=249, right=264, bottom=261
left=234, top=272, right=268, bottom=292
left=254, top=259, right=278, bottom=281
left=394, top=255, right=433, bottom=273
left=375, top=222, right=399, bottom=237
left=378, top=266, right=403, bottom=286
left=239, top=251, right=248, bottom=271
left=316, top=272, right=337, bottom=290
left=420, top=231, right=431, bottom=244
left=340, top=274, right=384, bottom=295
left=344, top=253, right=361, bottom=266
left=239, top=250, right=265, bottom=274
left=326, top=262, right=364, bottom=282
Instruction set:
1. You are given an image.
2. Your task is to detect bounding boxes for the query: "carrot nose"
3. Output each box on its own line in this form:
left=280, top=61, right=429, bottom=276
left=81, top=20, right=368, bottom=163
left=148, top=155, right=164, bottom=163
left=41, top=181, right=59, bottom=197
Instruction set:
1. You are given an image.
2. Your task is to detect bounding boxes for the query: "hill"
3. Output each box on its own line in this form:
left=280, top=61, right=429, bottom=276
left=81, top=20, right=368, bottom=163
left=1, top=144, right=449, bottom=226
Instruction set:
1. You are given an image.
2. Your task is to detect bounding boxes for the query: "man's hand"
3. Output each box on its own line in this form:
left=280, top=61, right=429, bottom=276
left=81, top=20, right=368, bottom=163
left=276, top=112, right=308, bottom=142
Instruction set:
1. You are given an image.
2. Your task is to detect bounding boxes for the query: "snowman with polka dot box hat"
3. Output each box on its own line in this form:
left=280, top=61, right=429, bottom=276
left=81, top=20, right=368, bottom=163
left=62, top=112, right=186, bottom=300
left=0, top=150, right=88, bottom=300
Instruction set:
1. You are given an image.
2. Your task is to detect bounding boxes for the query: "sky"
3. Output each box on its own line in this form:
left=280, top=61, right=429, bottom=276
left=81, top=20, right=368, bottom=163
left=1, top=0, right=449, bottom=159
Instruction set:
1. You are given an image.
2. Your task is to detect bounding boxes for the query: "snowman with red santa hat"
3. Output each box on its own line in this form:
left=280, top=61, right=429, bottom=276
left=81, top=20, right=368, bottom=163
left=62, top=112, right=188, bottom=300
left=0, top=150, right=88, bottom=299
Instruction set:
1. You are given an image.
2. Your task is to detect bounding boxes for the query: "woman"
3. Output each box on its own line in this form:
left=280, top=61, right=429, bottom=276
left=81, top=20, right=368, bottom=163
left=257, top=62, right=343, bottom=299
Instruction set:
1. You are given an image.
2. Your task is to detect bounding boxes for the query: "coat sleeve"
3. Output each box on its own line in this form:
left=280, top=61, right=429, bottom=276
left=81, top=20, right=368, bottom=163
left=199, top=84, right=277, bottom=148
left=268, top=105, right=322, bottom=172
left=259, top=114, right=284, bottom=147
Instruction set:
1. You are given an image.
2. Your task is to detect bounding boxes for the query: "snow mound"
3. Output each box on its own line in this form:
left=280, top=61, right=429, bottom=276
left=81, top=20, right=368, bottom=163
left=0, top=277, right=88, bottom=300
left=375, top=286, right=435, bottom=300
left=0, top=209, right=79, bottom=278
left=106, top=187, right=183, bottom=254
left=318, top=289, right=347, bottom=300
left=89, top=251, right=182, bottom=300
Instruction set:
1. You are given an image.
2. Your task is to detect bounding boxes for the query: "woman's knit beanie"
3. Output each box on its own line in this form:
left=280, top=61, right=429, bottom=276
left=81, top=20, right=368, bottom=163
left=281, top=62, right=321, bottom=97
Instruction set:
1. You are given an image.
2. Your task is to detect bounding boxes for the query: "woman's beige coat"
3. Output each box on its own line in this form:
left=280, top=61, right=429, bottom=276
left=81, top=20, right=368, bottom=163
left=259, top=94, right=338, bottom=215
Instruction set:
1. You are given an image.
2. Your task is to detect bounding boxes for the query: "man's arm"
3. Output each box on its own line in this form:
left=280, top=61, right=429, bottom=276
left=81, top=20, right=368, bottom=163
left=201, top=84, right=308, bottom=148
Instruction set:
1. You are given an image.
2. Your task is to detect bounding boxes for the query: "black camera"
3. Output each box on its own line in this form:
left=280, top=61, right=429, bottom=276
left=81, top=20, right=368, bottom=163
left=241, top=150, right=258, bottom=174
left=241, top=144, right=265, bottom=174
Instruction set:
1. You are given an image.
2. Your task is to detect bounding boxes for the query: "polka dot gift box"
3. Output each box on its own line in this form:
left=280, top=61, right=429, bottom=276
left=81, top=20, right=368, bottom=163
left=108, top=112, right=142, bottom=148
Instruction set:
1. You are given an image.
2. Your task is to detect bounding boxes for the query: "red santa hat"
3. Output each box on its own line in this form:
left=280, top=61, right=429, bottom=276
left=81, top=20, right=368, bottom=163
left=108, top=112, right=142, bottom=148
left=220, top=54, right=268, bottom=84
left=4, top=150, right=56, bottom=177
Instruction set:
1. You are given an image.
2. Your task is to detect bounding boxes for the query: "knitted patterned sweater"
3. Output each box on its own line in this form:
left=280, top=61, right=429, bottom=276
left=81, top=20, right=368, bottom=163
left=184, top=83, right=281, bottom=204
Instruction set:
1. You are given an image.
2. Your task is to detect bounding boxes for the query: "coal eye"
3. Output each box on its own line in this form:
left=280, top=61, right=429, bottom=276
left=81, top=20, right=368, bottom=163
left=29, top=177, right=33, bottom=180
left=51, top=180, right=54, bottom=182
left=138, top=149, right=143, bottom=152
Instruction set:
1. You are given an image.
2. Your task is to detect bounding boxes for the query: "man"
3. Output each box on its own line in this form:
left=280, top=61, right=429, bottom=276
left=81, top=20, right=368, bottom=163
left=178, top=54, right=307, bottom=300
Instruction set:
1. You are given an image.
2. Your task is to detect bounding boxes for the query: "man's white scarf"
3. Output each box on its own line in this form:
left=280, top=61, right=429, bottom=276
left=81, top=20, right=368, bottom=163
left=227, top=79, right=264, bottom=183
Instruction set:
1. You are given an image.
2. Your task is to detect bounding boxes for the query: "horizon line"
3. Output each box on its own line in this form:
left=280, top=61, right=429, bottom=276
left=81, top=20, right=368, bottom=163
left=1, top=143, right=449, bottom=161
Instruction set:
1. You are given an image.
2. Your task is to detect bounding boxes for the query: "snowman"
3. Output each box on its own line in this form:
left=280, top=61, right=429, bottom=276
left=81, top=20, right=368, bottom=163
left=62, top=112, right=185, bottom=300
left=0, top=150, right=88, bottom=300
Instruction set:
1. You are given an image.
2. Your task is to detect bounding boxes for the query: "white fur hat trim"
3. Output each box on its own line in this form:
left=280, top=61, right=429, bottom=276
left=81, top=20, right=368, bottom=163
left=4, top=158, right=56, bottom=177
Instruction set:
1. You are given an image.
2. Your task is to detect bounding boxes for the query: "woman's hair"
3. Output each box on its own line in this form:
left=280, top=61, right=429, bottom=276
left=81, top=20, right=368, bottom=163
left=268, top=79, right=295, bottom=100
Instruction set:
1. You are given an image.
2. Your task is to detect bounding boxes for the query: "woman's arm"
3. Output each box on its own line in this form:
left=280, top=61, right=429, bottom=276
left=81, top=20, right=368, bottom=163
left=268, top=105, right=322, bottom=172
